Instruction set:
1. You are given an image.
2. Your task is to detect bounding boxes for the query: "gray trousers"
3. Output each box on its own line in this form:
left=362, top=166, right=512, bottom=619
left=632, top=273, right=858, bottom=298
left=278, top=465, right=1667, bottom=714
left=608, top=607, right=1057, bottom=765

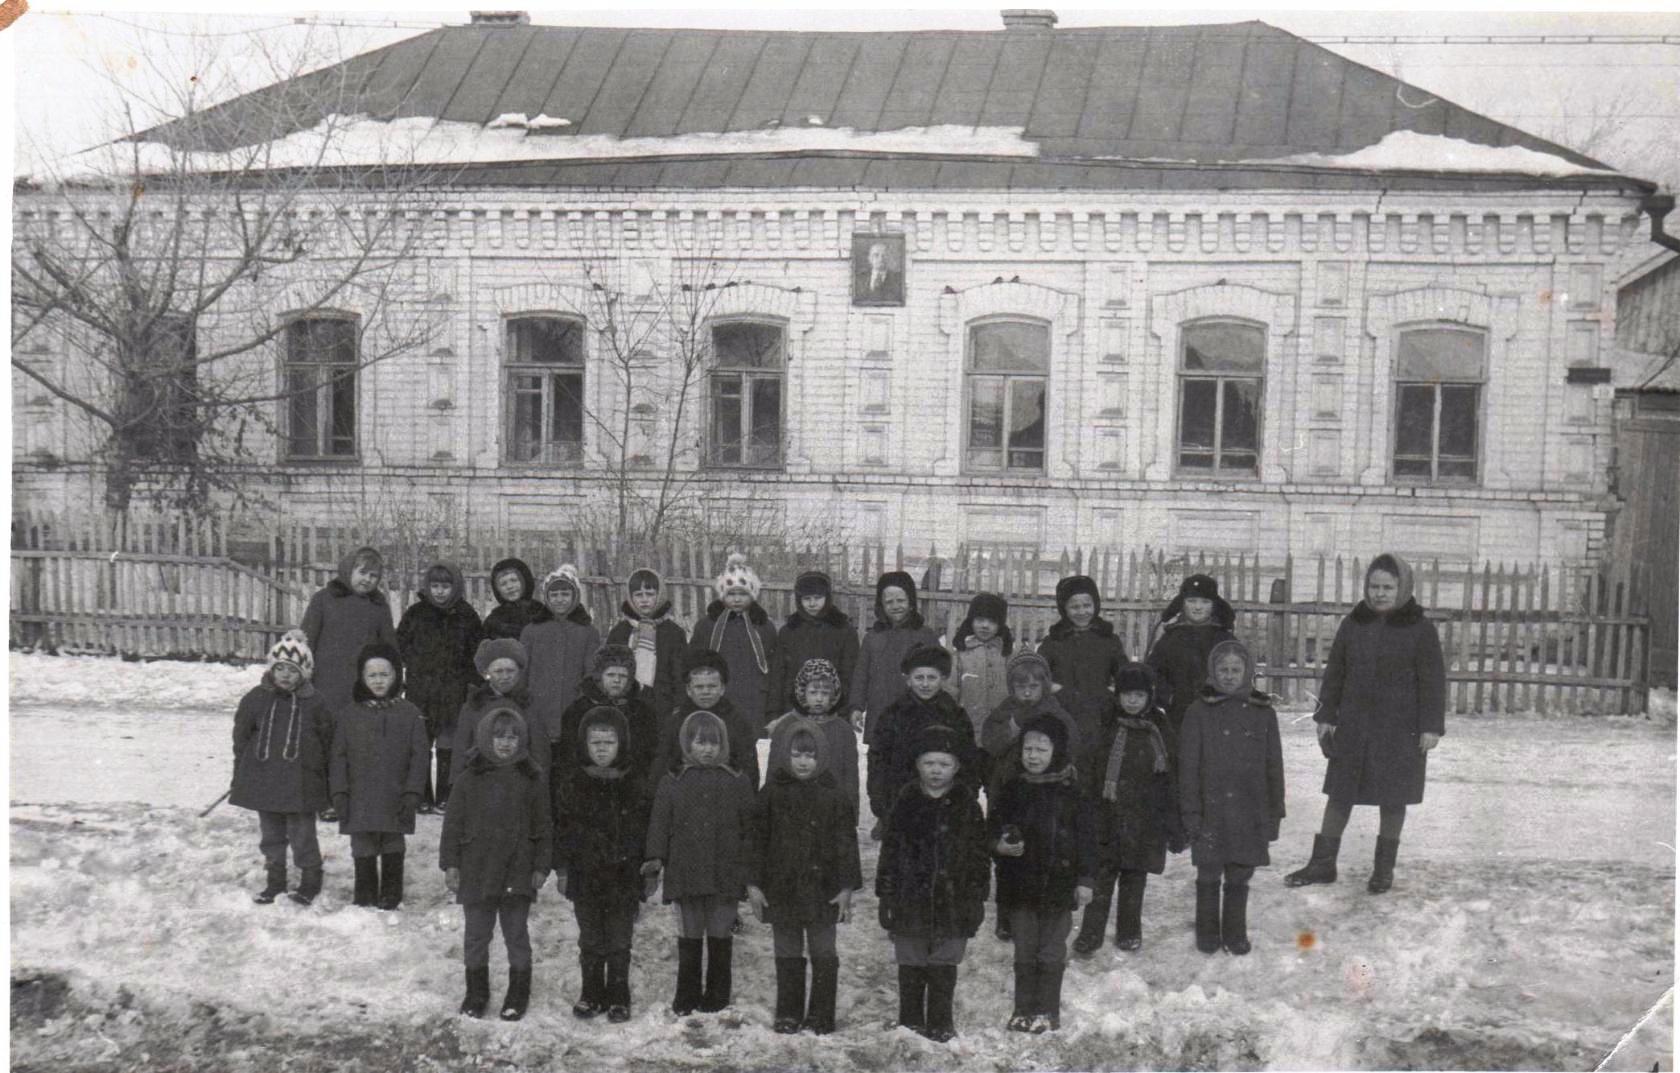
left=772, top=922, right=838, bottom=959
left=349, top=831, right=404, bottom=858
left=258, top=811, right=322, bottom=870
left=464, top=895, right=533, bottom=970
left=890, top=934, right=968, bottom=966
left=1007, top=907, right=1073, bottom=965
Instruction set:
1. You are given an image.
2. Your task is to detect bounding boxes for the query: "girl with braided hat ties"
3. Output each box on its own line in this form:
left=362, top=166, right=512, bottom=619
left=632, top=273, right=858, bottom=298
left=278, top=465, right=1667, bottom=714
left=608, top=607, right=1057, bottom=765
left=1285, top=552, right=1445, bottom=895
left=687, top=554, right=781, bottom=743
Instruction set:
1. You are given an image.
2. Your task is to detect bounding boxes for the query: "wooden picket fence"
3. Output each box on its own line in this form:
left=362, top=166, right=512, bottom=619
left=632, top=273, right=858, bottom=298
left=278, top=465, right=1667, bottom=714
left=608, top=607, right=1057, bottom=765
left=9, top=510, right=1654, bottom=714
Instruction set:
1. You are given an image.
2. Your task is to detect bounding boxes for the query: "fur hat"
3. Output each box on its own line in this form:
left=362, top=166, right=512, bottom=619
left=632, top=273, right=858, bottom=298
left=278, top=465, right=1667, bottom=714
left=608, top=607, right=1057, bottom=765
left=472, top=704, right=530, bottom=767
left=543, top=564, right=582, bottom=597
left=1115, top=660, right=1158, bottom=699
left=714, top=553, right=761, bottom=600
left=1159, top=573, right=1235, bottom=628
left=489, top=558, right=536, bottom=604
left=1006, top=651, right=1052, bottom=685
left=626, top=568, right=661, bottom=594
left=268, top=630, right=314, bottom=681
left=474, top=637, right=528, bottom=677
left=684, top=648, right=731, bottom=685
left=910, top=722, right=967, bottom=765
left=591, top=643, right=636, bottom=678
left=900, top=643, right=953, bottom=677
left=794, top=658, right=842, bottom=708
left=351, top=642, right=405, bottom=702
left=953, top=591, right=1014, bottom=655
left=872, top=570, right=921, bottom=629
left=1054, top=575, right=1102, bottom=618
left=794, top=570, right=832, bottom=599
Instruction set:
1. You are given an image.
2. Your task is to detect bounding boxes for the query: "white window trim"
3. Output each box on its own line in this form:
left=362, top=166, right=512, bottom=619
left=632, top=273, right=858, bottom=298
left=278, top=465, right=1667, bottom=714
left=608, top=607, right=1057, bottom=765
left=703, top=281, right=819, bottom=472
left=1389, top=324, right=1488, bottom=486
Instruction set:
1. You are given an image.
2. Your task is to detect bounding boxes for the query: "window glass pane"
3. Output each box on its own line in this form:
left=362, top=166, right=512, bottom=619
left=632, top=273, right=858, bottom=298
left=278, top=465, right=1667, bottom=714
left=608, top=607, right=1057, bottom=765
left=509, top=317, right=583, bottom=365
left=713, top=321, right=783, bottom=369
left=711, top=375, right=743, bottom=464
left=1007, top=378, right=1045, bottom=469
left=970, top=321, right=1050, bottom=373
left=969, top=376, right=1004, bottom=449
left=1397, top=328, right=1485, bottom=382
left=288, top=318, right=356, bottom=365
left=1438, top=384, right=1478, bottom=473
left=1394, top=383, right=1436, bottom=474
left=552, top=372, right=584, bottom=450
left=329, top=368, right=356, bottom=454
left=749, top=376, right=782, bottom=465
left=1178, top=378, right=1217, bottom=470
left=511, top=377, right=543, bottom=462
left=1183, top=322, right=1264, bottom=373
left=1219, top=379, right=1260, bottom=472
left=288, top=367, right=317, bottom=456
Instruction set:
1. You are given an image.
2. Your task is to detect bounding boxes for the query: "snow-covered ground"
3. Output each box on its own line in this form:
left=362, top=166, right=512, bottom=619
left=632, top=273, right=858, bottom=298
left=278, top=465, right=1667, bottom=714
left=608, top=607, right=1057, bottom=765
left=9, top=653, right=1676, bottom=1071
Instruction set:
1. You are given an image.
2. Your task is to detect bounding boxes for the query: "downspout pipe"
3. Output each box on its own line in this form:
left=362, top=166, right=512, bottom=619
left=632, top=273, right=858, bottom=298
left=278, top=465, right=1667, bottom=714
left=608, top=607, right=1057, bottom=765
left=1642, top=194, right=1680, bottom=254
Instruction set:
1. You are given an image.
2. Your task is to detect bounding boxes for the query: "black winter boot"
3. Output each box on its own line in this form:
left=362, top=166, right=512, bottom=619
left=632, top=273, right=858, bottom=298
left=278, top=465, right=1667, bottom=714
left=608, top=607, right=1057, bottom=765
left=1115, top=871, right=1148, bottom=950
left=254, top=864, right=288, bottom=904
left=1072, top=888, right=1111, bottom=957
left=376, top=852, right=405, bottom=910
left=352, top=856, right=379, bottom=907
left=804, top=957, right=839, bottom=1034
left=1035, top=962, right=1065, bottom=1032
left=772, top=956, right=806, bottom=1033
left=672, top=938, right=704, bottom=1015
left=606, top=952, right=632, bottom=1023
left=1221, top=883, right=1251, bottom=955
left=896, top=965, right=927, bottom=1032
left=459, top=966, right=490, bottom=1018
left=573, top=954, right=606, bottom=1018
left=1194, top=880, right=1223, bottom=954
left=1008, top=963, right=1037, bottom=1031
left=1285, top=834, right=1341, bottom=887
left=499, top=967, right=532, bottom=1021
left=699, top=936, right=733, bottom=1011
left=289, top=866, right=323, bottom=906
left=922, top=964, right=958, bottom=1042
left=1368, top=836, right=1400, bottom=894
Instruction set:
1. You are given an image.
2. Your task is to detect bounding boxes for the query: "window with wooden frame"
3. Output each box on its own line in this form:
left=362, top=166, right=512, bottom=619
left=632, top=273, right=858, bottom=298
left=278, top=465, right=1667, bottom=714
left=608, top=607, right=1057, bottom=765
left=283, top=314, right=358, bottom=460
left=1177, top=319, right=1264, bottom=476
left=505, top=315, right=585, bottom=465
left=965, top=318, right=1048, bottom=473
left=708, top=318, right=785, bottom=469
left=1393, top=326, right=1485, bottom=483
left=131, top=312, right=201, bottom=462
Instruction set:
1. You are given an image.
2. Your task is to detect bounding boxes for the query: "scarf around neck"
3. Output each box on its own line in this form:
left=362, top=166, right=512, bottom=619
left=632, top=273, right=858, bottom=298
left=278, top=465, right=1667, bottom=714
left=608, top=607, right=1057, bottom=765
left=1019, top=764, right=1077, bottom=786
left=709, top=608, right=769, bottom=675
left=964, top=634, right=1004, bottom=651
left=1103, top=714, right=1168, bottom=801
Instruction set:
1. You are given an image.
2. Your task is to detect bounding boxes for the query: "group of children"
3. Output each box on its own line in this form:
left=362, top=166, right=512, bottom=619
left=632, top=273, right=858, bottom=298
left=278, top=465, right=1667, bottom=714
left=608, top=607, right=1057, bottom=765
left=230, top=550, right=1287, bottom=1037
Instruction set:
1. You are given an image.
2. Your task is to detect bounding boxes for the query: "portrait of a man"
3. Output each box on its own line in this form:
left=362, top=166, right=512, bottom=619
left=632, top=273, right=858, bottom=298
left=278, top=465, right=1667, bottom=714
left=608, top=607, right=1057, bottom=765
left=851, top=234, right=905, bottom=306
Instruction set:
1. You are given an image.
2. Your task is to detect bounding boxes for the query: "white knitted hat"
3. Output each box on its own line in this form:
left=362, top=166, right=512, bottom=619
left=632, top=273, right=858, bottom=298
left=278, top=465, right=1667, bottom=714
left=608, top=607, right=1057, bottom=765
left=268, top=629, right=314, bottom=680
left=713, top=553, right=761, bottom=600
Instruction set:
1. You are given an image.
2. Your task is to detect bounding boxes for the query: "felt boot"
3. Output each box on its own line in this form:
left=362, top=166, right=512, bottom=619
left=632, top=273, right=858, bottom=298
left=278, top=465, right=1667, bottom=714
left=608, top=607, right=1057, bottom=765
left=352, top=856, right=378, bottom=907
left=1072, top=882, right=1111, bottom=957
left=499, top=967, right=532, bottom=1021
left=1008, top=963, right=1037, bottom=1031
left=772, top=956, right=806, bottom=1033
left=804, top=957, right=838, bottom=1034
left=1222, top=883, right=1252, bottom=955
left=1114, top=871, right=1148, bottom=950
left=1285, top=834, right=1341, bottom=887
left=288, top=866, right=323, bottom=906
left=673, top=938, right=704, bottom=1015
left=922, top=964, right=958, bottom=1042
left=573, top=954, right=606, bottom=1018
left=699, top=936, right=733, bottom=1011
left=459, top=966, right=490, bottom=1018
left=253, top=863, right=287, bottom=904
left=377, top=852, right=405, bottom=910
left=606, top=952, right=632, bottom=1023
left=1368, top=836, right=1400, bottom=894
left=896, top=965, right=927, bottom=1032
left=1195, top=880, right=1223, bottom=954
left=1034, top=962, right=1065, bottom=1032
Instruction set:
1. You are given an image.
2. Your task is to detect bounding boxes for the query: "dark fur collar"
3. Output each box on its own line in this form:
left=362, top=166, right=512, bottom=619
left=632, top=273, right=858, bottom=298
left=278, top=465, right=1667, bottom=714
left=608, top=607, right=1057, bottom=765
left=1198, top=685, right=1278, bottom=708
left=1045, top=615, right=1115, bottom=641
left=784, top=603, right=851, bottom=629
left=1350, top=597, right=1425, bottom=626
left=326, top=577, right=388, bottom=606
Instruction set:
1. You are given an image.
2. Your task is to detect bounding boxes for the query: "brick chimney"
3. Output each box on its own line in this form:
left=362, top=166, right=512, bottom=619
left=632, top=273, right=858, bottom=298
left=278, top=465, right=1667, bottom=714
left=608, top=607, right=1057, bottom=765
left=1001, top=9, right=1057, bottom=30
left=470, top=11, right=530, bottom=25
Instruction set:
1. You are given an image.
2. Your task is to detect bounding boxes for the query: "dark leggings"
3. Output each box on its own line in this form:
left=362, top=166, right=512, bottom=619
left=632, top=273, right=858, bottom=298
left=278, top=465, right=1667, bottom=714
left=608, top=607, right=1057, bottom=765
left=1320, top=801, right=1407, bottom=840
left=1196, top=863, right=1255, bottom=886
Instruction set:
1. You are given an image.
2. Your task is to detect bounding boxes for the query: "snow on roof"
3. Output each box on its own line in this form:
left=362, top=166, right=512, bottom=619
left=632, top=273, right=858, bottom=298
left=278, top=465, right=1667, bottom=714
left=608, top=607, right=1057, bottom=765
left=1263, top=131, right=1618, bottom=179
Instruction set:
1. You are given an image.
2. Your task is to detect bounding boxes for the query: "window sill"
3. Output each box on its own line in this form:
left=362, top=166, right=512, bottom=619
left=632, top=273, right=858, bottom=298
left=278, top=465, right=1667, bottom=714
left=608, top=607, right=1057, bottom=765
left=1172, top=470, right=1261, bottom=482
left=1391, top=477, right=1481, bottom=489
left=280, top=456, right=361, bottom=466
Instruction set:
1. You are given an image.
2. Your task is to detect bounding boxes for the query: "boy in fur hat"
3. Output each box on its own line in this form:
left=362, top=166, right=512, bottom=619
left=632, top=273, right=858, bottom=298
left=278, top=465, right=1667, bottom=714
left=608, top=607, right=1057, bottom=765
left=523, top=564, right=603, bottom=748
left=866, top=645, right=980, bottom=827
left=947, top=592, right=1013, bottom=742
left=1146, top=574, right=1236, bottom=756
left=442, top=705, right=551, bottom=1021
left=330, top=643, right=429, bottom=910
left=688, top=554, right=780, bottom=740
left=1074, top=661, right=1185, bottom=956
left=852, top=570, right=941, bottom=835
left=302, top=546, right=398, bottom=715
left=876, top=722, right=989, bottom=1042
left=396, top=562, right=485, bottom=812
left=554, top=644, right=659, bottom=781
left=1037, top=575, right=1127, bottom=778
left=1179, top=640, right=1285, bottom=955
left=655, top=651, right=761, bottom=787
left=552, top=706, right=650, bottom=1023
left=483, top=557, right=552, bottom=642
left=766, top=658, right=860, bottom=816
left=980, top=651, right=1079, bottom=806
left=747, top=719, right=862, bottom=1034
left=449, top=638, right=531, bottom=785
left=231, top=631, right=332, bottom=905
left=643, top=710, right=757, bottom=1015
left=605, top=569, right=687, bottom=723
left=775, top=571, right=859, bottom=714
left=989, top=713, right=1096, bottom=1032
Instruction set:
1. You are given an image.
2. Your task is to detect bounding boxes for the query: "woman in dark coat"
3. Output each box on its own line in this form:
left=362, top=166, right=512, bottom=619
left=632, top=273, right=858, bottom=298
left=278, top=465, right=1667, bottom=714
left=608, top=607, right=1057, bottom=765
left=483, top=557, right=552, bottom=642
left=774, top=570, right=860, bottom=713
left=1036, top=575, right=1127, bottom=778
left=396, top=561, right=485, bottom=810
left=1145, top=573, right=1236, bottom=757
left=1285, top=552, right=1446, bottom=895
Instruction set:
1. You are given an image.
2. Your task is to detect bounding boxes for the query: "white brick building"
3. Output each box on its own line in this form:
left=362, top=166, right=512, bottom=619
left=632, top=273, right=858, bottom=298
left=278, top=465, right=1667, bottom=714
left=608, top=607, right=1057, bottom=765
left=12, top=12, right=1668, bottom=566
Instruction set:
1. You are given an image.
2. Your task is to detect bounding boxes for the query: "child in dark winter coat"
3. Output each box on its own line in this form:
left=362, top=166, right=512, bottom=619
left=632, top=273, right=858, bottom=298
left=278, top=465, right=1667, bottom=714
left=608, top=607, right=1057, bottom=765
left=329, top=643, right=429, bottom=910
left=396, top=562, right=485, bottom=811
left=746, top=719, right=863, bottom=1034
left=441, top=706, right=551, bottom=1021
left=867, top=645, right=980, bottom=827
left=766, top=658, right=861, bottom=817
left=523, top=564, right=602, bottom=747
left=1074, top=662, right=1184, bottom=956
left=552, top=707, right=651, bottom=1023
left=483, top=557, right=552, bottom=642
left=554, top=644, right=660, bottom=782
left=1037, top=575, right=1126, bottom=780
left=1179, top=639, right=1285, bottom=956
left=989, top=714, right=1097, bottom=1032
left=604, top=569, right=688, bottom=722
left=980, top=652, right=1079, bottom=806
left=643, top=710, right=757, bottom=1015
left=876, top=723, right=990, bottom=1043
left=850, top=570, right=942, bottom=741
left=655, top=651, right=761, bottom=787
left=688, top=554, right=780, bottom=739
left=449, top=638, right=532, bottom=785
left=302, top=546, right=398, bottom=715
left=1146, top=574, right=1236, bottom=756
left=947, top=592, right=1013, bottom=743
left=775, top=571, right=859, bottom=714
left=231, top=632, right=332, bottom=905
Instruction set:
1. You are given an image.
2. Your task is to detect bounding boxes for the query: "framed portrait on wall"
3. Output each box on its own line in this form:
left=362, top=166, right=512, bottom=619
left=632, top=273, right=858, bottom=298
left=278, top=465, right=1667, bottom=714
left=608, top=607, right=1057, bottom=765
left=851, top=233, right=906, bottom=307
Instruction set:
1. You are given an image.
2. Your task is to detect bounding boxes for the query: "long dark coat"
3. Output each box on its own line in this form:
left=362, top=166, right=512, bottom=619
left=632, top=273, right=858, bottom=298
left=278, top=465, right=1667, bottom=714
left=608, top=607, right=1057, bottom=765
left=605, top=605, right=688, bottom=722
left=551, top=711, right=650, bottom=907
left=1178, top=689, right=1285, bottom=868
left=301, top=549, right=399, bottom=712
left=775, top=605, right=861, bottom=712
left=230, top=677, right=332, bottom=814
left=988, top=720, right=1098, bottom=914
left=522, top=609, right=602, bottom=746
left=866, top=689, right=979, bottom=822
left=440, top=746, right=551, bottom=904
left=551, top=676, right=660, bottom=782
left=1315, top=599, right=1447, bottom=807
left=688, top=601, right=781, bottom=738
left=329, top=698, right=429, bottom=834
left=852, top=620, right=942, bottom=736
left=645, top=737, right=757, bottom=902
left=1036, top=620, right=1127, bottom=775
left=482, top=557, right=552, bottom=642
left=654, top=696, right=761, bottom=787
left=875, top=782, right=990, bottom=941
left=1088, top=704, right=1179, bottom=876
left=395, top=564, right=485, bottom=740
left=1146, top=621, right=1236, bottom=750
left=746, top=771, right=863, bottom=927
